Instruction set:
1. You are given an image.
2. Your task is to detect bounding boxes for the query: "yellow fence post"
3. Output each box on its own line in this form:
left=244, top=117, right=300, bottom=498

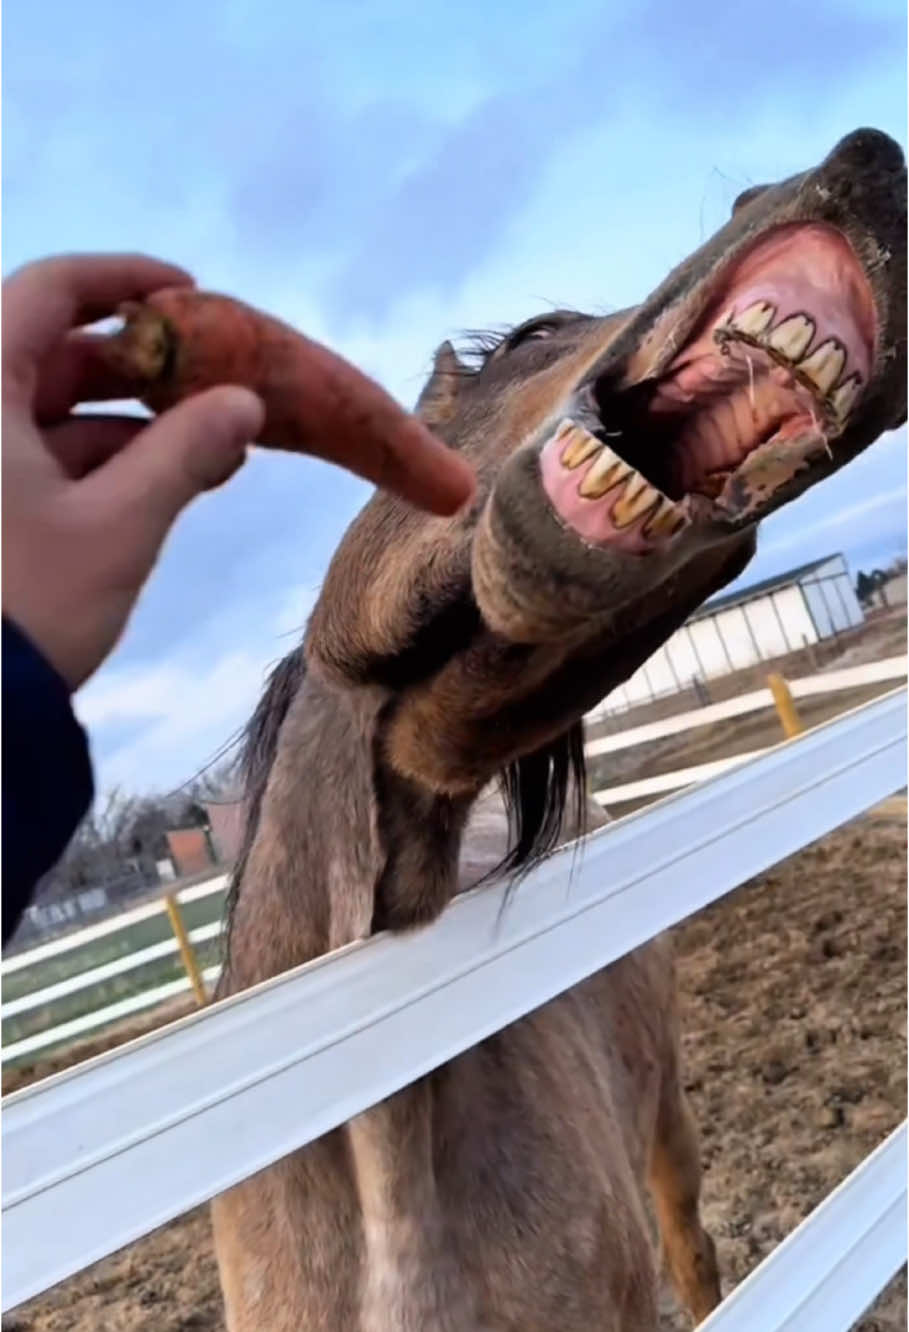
left=767, top=672, right=804, bottom=739
left=164, top=893, right=208, bottom=1006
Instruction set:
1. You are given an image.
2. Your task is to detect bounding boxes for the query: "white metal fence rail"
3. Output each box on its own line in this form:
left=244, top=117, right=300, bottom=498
left=1, top=921, right=223, bottom=1019
left=1, top=876, right=229, bottom=1063
left=3, top=688, right=906, bottom=1320
left=3, top=654, right=904, bottom=1063
left=0, top=874, right=228, bottom=975
left=585, top=653, right=906, bottom=758
left=3, top=965, right=223, bottom=1063
left=700, top=1122, right=907, bottom=1331
left=589, top=653, right=906, bottom=805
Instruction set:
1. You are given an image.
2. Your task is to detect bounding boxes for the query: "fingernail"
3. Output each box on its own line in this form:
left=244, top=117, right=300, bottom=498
left=219, top=386, right=266, bottom=441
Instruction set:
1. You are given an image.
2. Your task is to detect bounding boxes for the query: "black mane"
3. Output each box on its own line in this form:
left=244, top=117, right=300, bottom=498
left=222, top=645, right=305, bottom=938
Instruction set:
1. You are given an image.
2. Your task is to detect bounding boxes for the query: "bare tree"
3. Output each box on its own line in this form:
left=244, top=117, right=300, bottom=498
left=35, top=788, right=144, bottom=903
left=187, top=754, right=242, bottom=804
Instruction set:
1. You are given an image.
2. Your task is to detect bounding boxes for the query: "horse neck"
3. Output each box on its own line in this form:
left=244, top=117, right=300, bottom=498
left=222, top=669, right=481, bottom=992
left=223, top=670, right=385, bottom=989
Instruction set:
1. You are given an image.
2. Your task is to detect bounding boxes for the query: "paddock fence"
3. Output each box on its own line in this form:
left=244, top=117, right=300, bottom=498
left=2, top=685, right=906, bottom=1327
left=2, top=653, right=904, bottom=1065
left=592, top=569, right=883, bottom=717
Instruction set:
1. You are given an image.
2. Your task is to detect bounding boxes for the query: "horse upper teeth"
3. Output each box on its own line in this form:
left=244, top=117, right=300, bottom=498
left=733, top=301, right=775, bottom=335
left=831, top=374, right=861, bottom=421
left=797, top=338, right=846, bottom=395
left=768, top=314, right=814, bottom=361
left=721, top=310, right=861, bottom=417
left=579, top=443, right=633, bottom=498
left=558, top=422, right=603, bottom=470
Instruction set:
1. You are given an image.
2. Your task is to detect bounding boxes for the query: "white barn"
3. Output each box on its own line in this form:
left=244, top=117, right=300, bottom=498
left=591, top=553, right=863, bottom=716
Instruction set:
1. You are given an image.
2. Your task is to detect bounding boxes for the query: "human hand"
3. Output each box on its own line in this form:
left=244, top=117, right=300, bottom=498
left=3, top=253, right=475, bottom=694
left=2, top=253, right=267, bottom=691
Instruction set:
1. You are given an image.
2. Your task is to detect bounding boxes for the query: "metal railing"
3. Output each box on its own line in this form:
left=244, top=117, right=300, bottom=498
left=3, top=688, right=906, bottom=1325
left=3, top=655, right=904, bottom=1065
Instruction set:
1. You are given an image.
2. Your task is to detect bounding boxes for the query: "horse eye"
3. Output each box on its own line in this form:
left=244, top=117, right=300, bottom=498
left=507, top=320, right=560, bottom=350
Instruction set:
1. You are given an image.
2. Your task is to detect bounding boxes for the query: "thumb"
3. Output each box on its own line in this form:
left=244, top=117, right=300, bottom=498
left=86, top=385, right=265, bottom=566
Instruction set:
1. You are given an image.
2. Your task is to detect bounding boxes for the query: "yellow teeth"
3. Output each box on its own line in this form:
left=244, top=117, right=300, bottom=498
left=831, top=373, right=861, bottom=421
left=732, top=301, right=775, bottom=335
left=552, top=421, right=685, bottom=538
left=644, top=496, right=687, bottom=537
left=578, top=444, right=633, bottom=498
left=798, top=338, right=846, bottom=396
left=551, top=418, right=578, bottom=446
left=718, top=311, right=863, bottom=421
left=768, top=314, right=815, bottom=361
left=558, top=422, right=603, bottom=469
left=612, top=479, right=662, bottom=529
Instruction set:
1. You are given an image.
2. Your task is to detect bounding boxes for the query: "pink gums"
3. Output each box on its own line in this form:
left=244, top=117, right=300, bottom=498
left=540, top=435, right=665, bottom=554
left=538, top=224, right=873, bottom=548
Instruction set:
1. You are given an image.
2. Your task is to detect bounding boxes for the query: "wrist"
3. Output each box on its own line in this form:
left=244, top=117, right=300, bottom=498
left=1, top=611, right=78, bottom=695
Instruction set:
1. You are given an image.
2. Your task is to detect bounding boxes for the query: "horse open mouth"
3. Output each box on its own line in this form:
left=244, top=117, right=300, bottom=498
left=540, top=222, right=876, bottom=553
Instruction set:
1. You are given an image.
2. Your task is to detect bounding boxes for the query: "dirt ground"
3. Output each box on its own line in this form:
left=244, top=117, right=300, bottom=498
left=661, top=804, right=907, bottom=1331
left=5, top=803, right=905, bottom=1332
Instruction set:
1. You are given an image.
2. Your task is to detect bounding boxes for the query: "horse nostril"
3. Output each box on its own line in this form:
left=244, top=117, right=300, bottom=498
left=831, top=128, right=906, bottom=176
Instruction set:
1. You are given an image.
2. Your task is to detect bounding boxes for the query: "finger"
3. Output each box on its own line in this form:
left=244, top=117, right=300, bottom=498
left=45, top=413, right=147, bottom=478
left=35, top=333, right=150, bottom=423
left=82, top=387, right=264, bottom=574
left=3, top=254, right=193, bottom=394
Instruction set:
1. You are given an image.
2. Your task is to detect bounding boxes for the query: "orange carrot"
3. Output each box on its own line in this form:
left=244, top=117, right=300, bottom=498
left=99, top=288, right=474, bottom=516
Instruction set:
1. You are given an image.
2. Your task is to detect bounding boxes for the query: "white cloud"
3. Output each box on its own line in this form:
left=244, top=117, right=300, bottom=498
left=77, top=585, right=319, bottom=797
left=77, top=650, right=270, bottom=734
left=76, top=649, right=271, bottom=793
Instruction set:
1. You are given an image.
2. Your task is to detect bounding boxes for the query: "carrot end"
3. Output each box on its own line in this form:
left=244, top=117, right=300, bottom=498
left=101, top=302, right=176, bottom=387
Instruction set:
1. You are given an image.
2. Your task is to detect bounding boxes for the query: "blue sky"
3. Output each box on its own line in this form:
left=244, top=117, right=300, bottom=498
left=4, top=0, right=906, bottom=795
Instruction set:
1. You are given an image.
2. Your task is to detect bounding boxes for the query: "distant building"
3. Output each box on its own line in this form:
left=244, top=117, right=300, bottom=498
left=591, top=553, right=864, bottom=715
left=204, top=799, right=247, bottom=865
left=166, top=827, right=214, bottom=878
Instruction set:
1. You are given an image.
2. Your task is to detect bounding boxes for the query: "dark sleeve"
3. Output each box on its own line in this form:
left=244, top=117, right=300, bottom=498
left=2, top=617, right=94, bottom=947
